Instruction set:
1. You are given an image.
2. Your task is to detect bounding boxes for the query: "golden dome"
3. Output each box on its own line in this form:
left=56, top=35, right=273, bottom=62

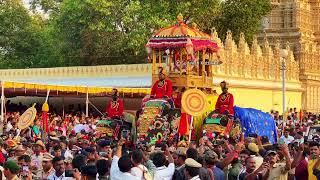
left=152, top=14, right=211, bottom=39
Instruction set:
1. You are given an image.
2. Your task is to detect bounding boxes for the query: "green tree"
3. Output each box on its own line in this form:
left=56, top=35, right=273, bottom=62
left=0, top=0, right=63, bottom=68
left=29, top=0, right=62, bottom=14
left=53, top=0, right=221, bottom=66
left=1, top=0, right=272, bottom=68
left=0, top=0, right=36, bottom=68
left=215, top=0, right=272, bottom=43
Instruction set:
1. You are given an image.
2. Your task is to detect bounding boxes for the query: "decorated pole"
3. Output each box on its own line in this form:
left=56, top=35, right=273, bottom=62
left=188, top=116, right=194, bottom=143
left=181, top=89, right=208, bottom=143
left=42, top=89, right=50, bottom=134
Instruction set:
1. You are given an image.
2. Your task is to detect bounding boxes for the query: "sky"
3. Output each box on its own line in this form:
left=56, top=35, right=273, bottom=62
left=22, top=0, right=30, bottom=8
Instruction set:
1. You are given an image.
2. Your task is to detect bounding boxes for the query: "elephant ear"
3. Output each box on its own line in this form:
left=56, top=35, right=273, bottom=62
left=123, top=112, right=135, bottom=123
left=109, top=121, right=118, bottom=128
left=169, top=108, right=181, bottom=117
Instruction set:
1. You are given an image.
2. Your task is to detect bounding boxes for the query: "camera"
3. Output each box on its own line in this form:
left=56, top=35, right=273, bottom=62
left=65, top=170, right=75, bottom=177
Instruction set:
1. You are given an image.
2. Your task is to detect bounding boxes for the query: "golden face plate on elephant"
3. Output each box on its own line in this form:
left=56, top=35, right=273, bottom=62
left=138, top=117, right=150, bottom=135
left=203, top=124, right=225, bottom=133
left=96, top=127, right=114, bottom=135
left=18, top=106, right=37, bottom=130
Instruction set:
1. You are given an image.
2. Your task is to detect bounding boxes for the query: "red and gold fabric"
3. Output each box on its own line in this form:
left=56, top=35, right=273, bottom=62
left=173, top=92, right=182, bottom=109
left=145, top=17, right=219, bottom=52
left=215, top=93, right=234, bottom=115
left=106, top=99, right=124, bottom=118
left=151, top=79, right=173, bottom=99
left=178, top=112, right=190, bottom=136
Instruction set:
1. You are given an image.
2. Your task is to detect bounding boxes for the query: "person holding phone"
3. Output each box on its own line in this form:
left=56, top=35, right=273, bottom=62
left=130, top=149, right=150, bottom=179
left=83, top=147, right=97, bottom=165
left=153, top=144, right=175, bottom=180
left=110, top=139, right=139, bottom=180
left=47, top=156, right=80, bottom=180
left=17, top=155, right=33, bottom=179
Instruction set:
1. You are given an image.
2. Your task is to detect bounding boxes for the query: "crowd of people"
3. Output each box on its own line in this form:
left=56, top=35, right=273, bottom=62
left=0, top=100, right=320, bottom=180
left=0, top=72, right=320, bottom=180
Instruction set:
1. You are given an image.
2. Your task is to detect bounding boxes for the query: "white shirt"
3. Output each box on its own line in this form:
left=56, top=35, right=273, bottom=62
left=110, top=155, right=140, bottom=180
left=280, top=135, right=294, bottom=145
left=6, top=122, right=13, bottom=132
left=47, top=172, right=74, bottom=180
left=64, top=149, right=73, bottom=160
left=190, top=175, right=201, bottom=180
left=131, top=164, right=148, bottom=179
left=154, top=163, right=175, bottom=180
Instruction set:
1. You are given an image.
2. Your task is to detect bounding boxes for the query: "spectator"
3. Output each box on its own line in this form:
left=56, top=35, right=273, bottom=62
left=172, top=147, right=187, bottom=179
left=265, top=145, right=291, bottom=179
left=47, top=156, right=67, bottom=180
left=41, top=153, right=55, bottom=179
left=53, top=145, right=63, bottom=158
left=152, top=145, right=175, bottom=180
left=308, top=141, right=320, bottom=180
left=203, top=150, right=218, bottom=180
left=0, top=139, right=6, bottom=165
left=185, top=158, right=202, bottom=180
left=291, top=144, right=308, bottom=180
left=17, top=155, right=32, bottom=179
left=31, top=140, right=45, bottom=174
left=84, top=147, right=97, bottom=165
left=110, top=139, right=139, bottom=180
left=3, top=160, right=20, bottom=180
left=96, top=159, right=110, bottom=180
left=72, top=154, right=87, bottom=172
left=186, top=148, right=212, bottom=180
left=130, top=149, right=149, bottom=179
left=238, top=156, right=269, bottom=180
left=280, top=129, right=294, bottom=145
left=81, top=165, right=98, bottom=180
left=15, top=145, right=26, bottom=157
left=235, top=149, right=251, bottom=178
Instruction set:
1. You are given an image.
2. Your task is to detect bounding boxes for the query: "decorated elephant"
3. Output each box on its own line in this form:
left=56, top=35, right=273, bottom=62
left=96, top=112, right=136, bottom=140
left=203, top=106, right=277, bottom=144
left=137, top=99, right=180, bottom=144
left=203, top=111, right=238, bottom=139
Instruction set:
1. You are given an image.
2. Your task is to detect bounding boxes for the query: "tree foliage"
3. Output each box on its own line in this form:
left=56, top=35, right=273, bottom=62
left=0, top=0, right=271, bottom=69
left=0, top=0, right=64, bottom=68
left=216, top=0, right=272, bottom=43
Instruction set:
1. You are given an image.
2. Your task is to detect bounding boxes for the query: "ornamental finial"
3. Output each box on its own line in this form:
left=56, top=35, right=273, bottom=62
left=177, top=13, right=184, bottom=22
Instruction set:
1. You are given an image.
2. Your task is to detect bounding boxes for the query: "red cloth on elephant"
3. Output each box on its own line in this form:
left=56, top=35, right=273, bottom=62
left=151, top=79, right=173, bottom=99
left=106, top=99, right=124, bottom=118
left=173, top=92, right=182, bottom=109
left=178, top=113, right=189, bottom=136
left=215, top=93, right=234, bottom=115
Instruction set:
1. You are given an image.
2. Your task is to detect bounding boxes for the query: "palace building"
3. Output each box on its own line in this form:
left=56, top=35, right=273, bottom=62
left=257, top=0, right=320, bottom=112
left=2, top=2, right=320, bottom=113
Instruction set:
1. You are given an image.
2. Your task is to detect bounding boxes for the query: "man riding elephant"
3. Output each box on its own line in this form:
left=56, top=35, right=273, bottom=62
left=106, top=88, right=124, bottom=119
left=150, top=67, right=174, bottom=108
left=215, top=81, right=234, bottom=116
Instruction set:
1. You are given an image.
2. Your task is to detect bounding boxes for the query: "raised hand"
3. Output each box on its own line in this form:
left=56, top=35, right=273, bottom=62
left=118, top=138, right=126, bottom=146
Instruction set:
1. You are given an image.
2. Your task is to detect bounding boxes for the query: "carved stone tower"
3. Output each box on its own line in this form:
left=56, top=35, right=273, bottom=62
left=258, top=0, right=320, bottom=112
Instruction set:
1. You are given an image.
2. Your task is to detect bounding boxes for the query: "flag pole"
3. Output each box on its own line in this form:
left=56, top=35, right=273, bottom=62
left=188, top=116, right=193, bottom=143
